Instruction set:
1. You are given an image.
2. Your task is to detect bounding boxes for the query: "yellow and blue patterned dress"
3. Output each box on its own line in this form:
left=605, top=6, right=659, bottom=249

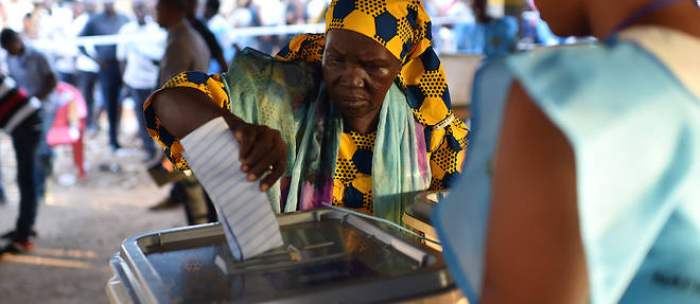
left=147, top=72, right=467, bottom=214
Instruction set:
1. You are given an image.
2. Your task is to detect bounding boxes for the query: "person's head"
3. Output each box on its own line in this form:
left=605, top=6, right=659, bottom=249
left=318, top=0, right=434, bottom=125
left=203, top=0, right=220, bottom=20
left=0, top=29, right=24, bottom=55
left=322, top=30, right=401, bottom=121
left=534, top=0, right=700, bottom=38
left=133, top=0, right=148, bottom=24
left=82, top=0, right=98, bottom=14
left=184, top=0, right=198, bottom=18
left=71, top=1, right=84, bottom=16
left=156, top=0, right=187, bottom=28
left=237, top=0, right=252, bottom=8
left=472, top=0, right=491, bottom=23
left=103, top=0, right=116, bottom=14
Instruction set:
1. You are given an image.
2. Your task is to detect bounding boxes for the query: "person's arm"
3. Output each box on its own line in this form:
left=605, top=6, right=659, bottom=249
left=428, top=117, right=469, bottom=191
left=78, top=19, right=96, bottom=60
left=480, top=83, right=589, bottom=303
left=116, top=27, right=128, bottom=74
left=214, top=49, right=228, bottom=72
left=146, top=74, right=287, bottom=191
left=34, top=54, right=57, bottom=101
left=193, top=19, right=228, bottom=72
left=159, top=43, right=194, bottom=84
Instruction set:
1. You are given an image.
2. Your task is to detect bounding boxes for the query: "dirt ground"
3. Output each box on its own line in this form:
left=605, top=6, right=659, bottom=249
left=0, top=108, right=188, bottom=303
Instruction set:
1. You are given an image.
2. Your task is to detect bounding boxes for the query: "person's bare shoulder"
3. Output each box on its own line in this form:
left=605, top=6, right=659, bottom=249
left=481, top=83, right=589, bottom=304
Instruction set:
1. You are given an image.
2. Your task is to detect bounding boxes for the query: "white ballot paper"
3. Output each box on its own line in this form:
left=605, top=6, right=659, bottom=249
left=181, top=117, right=284, bottom=261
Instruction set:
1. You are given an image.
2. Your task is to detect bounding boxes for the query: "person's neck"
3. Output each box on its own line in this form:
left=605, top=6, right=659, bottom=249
left=168, top=18, right=186, bottom=31
left=587, top=0, right=700, bottom=39
left=344, top=112, right=380, bottom=134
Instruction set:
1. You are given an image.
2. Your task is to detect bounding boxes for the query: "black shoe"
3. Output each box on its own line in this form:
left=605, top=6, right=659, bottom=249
left=0, top=240, right=34, bottom=255
left=1, top=230, right=38, bottom=240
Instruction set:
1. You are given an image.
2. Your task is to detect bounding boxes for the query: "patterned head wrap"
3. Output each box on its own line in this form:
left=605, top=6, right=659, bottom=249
left=277, top=0, right=453, bottom=127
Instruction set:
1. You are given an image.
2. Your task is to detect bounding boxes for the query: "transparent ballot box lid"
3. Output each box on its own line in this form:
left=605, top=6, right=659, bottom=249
left=107, top=208, right=455, bottom=303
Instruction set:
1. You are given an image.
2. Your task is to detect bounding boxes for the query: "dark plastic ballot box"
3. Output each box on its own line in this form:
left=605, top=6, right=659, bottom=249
left=106, top=208, right=459, bottom=303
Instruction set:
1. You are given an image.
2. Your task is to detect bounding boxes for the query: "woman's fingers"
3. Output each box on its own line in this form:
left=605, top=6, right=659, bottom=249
left=260, top=159, right=285, bottom=192
left=241, top=127, right=273, bottom=172
left=245, top=138, right=276, bottom=180
left=232, top=123, right=288, bottom=190
left=261, top=137, right=288, bottom=191
left=234, top=124, right=258, bottom=171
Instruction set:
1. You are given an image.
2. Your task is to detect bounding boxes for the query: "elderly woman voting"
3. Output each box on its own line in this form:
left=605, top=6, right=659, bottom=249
left=144, top=0, right=469, bottom=224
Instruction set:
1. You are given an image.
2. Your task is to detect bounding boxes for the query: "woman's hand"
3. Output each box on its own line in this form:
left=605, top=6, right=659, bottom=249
left=232, top=122, right=288, bottom=192
left=153, top=87, right=288, bottom=191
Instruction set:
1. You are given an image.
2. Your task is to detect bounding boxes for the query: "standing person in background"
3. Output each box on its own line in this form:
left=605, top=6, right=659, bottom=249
left=466, top=0, right=519, bottom=58
left=0, top=168, right=6, bottom=204
left=1, top=28, right=57, bottom=205
left=304, top=0, right=327, bottom=23
left=229, top=0, right=259, bottom=52
left=0, top=74, right=42, bottom=255
left=284, top=0, right=304, bottom=25
left=117, top=0, right=165, bottom=161
left=38, top=0, right=80, bottom=85
left=157, top=0, right=210, bottom=85
left=74, top=0, right=101, bottom=132
left=253, top=0, right=285, bottom=54
left=0, top=0, right=33, bottom=31
left=78, top=0, right=128, bottom=152
left=152, top=0, right=213, bottom=225
left=282, top=0, right=304, bottom=43
left=184, top=0, right=227, bottom=73
left=203, top=0, right=233, bottom=73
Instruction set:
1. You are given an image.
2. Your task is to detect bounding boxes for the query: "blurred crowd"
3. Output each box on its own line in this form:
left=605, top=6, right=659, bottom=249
left=0, top=0, right=562, bottom=61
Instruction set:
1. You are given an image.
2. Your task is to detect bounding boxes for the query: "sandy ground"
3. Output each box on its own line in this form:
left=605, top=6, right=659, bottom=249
left=0, top=107, right=188, bottom=303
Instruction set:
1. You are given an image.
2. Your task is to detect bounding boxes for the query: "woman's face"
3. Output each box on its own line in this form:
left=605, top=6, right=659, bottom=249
left=322, top=29, right=402, bottom=123
left=535, top=0, right=590, bottom=36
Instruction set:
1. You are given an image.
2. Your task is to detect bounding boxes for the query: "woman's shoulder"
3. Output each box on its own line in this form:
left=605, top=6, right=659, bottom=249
left=504, top=40, right=695, bottom=117
left=223, top=48, right=322, bottom=103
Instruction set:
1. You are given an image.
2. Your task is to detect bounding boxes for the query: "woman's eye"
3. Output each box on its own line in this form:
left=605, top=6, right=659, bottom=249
left=327, top=57, right=343, bottom=65
left=368, top=65, right=390, bottom=76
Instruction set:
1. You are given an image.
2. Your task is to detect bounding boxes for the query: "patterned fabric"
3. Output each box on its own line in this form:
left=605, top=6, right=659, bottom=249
left=333, top=131, right=376, bottom=213
left=144, top=73, right=229, bottom=170
left=434, top=27, right=700, bottom=304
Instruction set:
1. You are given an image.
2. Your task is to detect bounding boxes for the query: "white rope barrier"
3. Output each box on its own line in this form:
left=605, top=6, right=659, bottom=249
left=33, top=16, right=468, bottom=48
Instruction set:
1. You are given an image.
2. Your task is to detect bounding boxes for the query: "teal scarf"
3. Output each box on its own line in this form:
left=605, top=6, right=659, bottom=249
left=223, top=50, right=430, bottom=223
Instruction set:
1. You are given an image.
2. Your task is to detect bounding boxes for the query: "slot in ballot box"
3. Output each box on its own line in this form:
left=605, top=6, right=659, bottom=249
left=107, top=208, right=462, bottom=303
left=402, top=192, right=445, bottom=252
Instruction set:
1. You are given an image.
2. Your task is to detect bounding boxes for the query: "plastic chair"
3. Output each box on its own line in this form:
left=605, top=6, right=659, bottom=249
left=46, top=82, right=88, bottom=178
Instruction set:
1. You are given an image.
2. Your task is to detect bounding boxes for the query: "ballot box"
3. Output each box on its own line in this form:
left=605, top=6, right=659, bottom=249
left=106, top=208, right=459, bottom=303
left=402, top=192, right=445, bottom=252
